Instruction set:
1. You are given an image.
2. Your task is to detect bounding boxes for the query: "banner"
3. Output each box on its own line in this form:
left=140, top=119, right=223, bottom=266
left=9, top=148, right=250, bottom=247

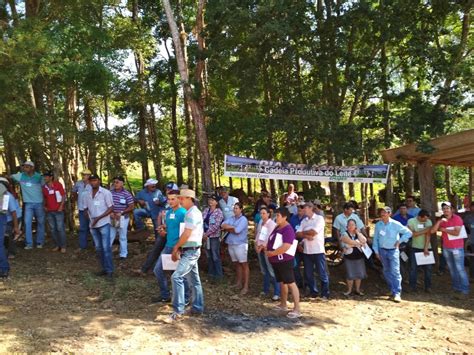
left=224, top=155, right=389, bottom=184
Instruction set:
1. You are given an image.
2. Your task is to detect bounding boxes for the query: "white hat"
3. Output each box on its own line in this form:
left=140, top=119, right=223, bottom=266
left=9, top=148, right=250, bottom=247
left=144, top=178, right=158, bottom=187
left=23, top=161, right=35, bottom=167
left=179, top=188, right=196, bottom=199
left=441, top=201, right=452, bottom=208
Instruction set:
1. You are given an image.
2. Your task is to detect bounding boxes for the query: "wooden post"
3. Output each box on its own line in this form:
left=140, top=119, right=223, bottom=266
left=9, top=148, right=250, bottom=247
left=469, top=167, right=473, bottom=204
left=417, top=159, right=440, bottom=269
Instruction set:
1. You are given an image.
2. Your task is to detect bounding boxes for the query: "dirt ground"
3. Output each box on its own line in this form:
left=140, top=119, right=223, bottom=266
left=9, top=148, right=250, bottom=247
left=1, top=231, right=473, bottom=353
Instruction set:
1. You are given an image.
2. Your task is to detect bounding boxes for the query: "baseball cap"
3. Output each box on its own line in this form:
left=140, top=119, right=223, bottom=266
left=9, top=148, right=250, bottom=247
left=380, top=206, right=392, bottom=213
left=42, top=171, right=53, bottom=177
left=89, top=174, right=100, bottom=180
left=165, top=182, right=179, bottom=190
left=208, top=194, right=219, bottom=201
left=23, top=161, right=35, bottom=167
left=303, top=201, right=314, bottom=208
left=113, top=176, right=125, bottom=182
left=144, top=178, right=158, bottom=187
left=441, top=201, right=452, bottom=208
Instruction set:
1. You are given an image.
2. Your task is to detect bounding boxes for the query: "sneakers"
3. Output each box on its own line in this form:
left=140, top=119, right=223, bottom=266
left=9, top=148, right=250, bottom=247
left=95, top=271, right=107, bottom=277
left=60, top=248, right=66, bottom=254
left=51, top=247, right=60, bottom=252
left=151, top=296, right=171, bottom=304
left=162, top=312, right=183, bottom=324
left=24, top=245, right=33, bottom=250
left=393, top=294, right=402, bottom=303
left=271, top=295, right=280, bottom=302
left=36, top=244, right=43, bottom=249
left=320, top=296, right=329, bottom=302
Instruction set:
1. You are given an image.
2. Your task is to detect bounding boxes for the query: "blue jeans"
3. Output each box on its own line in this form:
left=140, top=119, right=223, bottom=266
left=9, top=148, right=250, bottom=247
left=78, top=210, right=90, bottom=249
left=206, top=237, right=223, bottom=278
left=46, top=211, right=67, bottom=248
left=110, top=219, right=128, bottom=258
left=443, top=248, right=470, bottom=294
left=409, top=248, right=432, bottom=290
left=379, top=248, right=402, bottom=296
left=154, top=246, right=174, bottom=299
left=171, top=248, right=204, bottom=314
left=90, top=224, right=114, bottom=274
left=0, top=214, right=9, bottom=274
left=133, top=209, right=157, bottom=231
left=24, top=202, right=45, bottom=247
left=303, top=253, right=330, bottom=297
left=258, top=251, right=280, bottom=296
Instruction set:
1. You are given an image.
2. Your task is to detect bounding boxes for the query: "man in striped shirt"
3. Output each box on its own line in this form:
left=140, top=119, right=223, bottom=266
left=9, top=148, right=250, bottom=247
left=109, top=176, right=135, bottom=259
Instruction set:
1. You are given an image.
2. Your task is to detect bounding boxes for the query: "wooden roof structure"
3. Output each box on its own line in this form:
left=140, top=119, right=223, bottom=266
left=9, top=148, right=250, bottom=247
left=380, top=129, right=474, bottom=167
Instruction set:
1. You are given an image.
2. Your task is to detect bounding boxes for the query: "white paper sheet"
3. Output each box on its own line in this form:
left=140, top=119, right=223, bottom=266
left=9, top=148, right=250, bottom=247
left=2, top=194, right=10, bottom=211
left=273, top=233, right=283, bottom=249
left=447, top=225, right=468, bottom=240
left=400, top=251, right=409, bottom=262
left=258, top=226, right=269, bottom=242
left=119, top=215, right=128, bottom=228
left=285, top=240, right=298, bottom=256
left=55, top=191, right=62, bottom=203
left=415, top=251, right=435, bottom=266
left=162, top=254, right=179, bottom=270
left=361, top=244, right=373, bottom=259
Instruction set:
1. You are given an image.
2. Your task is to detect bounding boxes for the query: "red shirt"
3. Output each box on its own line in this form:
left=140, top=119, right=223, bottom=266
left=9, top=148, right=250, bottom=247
left=440, top=214, right=464, bottom=249
left=43, top=182, right=65, bottom=211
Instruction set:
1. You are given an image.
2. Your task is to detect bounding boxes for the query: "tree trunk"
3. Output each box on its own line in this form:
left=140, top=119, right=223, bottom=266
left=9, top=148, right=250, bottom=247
left=403, top=164, right=415, bottom=197
left=84, top=99, right=97, bottom=172
left=445, top=166, right=455, bottom=207
left=183, top=97, right=194, bottom=189
left=163, top=0, right=213, bottom=192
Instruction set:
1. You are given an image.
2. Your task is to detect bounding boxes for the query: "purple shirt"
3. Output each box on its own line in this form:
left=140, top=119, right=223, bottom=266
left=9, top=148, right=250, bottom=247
left=267, top=224, right=296, bottom=263
left=110, top=188, right=134, bottom=213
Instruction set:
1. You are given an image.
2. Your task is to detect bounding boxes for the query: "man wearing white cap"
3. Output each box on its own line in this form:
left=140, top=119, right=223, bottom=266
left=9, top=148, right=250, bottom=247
left=162, top=188, right=204, bottom=323
left=11, top=161, right=46, bottom=249
left=133, top=178, right=166, bottom=232
left=72, top=169, right=92, bottom=250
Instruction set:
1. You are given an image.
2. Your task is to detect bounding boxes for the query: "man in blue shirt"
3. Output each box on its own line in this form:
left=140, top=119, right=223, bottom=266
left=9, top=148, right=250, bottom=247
left=152, top=190, right=186, bottom=303
left=392, top=204, right=413, bottom=226
left=11, top=161, right=45, bottom=249
left=373, top=206, right=412, bottom=303
left=393, top=195, right=421, bottom=218
left=133, top=179, right=166, bottom=232
left=289, top=202, right=306, bottom=288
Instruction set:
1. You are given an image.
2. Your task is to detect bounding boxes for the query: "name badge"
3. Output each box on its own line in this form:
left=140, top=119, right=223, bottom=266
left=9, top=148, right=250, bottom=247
left=25, top=182, right=32, bottom=187
left=170, top=214, right=175, bottom=220
left=94, top=201, right=100, bottom=206
left=120, top=198, right=126, bottom=204
left=49, top=190, right=55, bottom=195
left=153, top=197, right=158, bottom=202
left=417, top=224, right=424, bottom=229
left=224, top=207, right=230, bottom=212
left=380, top=230, right=386, bottom=236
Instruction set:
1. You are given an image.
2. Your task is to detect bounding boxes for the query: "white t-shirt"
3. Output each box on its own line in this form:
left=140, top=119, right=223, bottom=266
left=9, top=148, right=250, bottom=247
left=300, top=213, right=325, bottom=254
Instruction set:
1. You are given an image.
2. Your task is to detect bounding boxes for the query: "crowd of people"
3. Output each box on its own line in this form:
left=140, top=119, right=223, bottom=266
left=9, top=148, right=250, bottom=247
left=0, top=161, right=473, bottom=323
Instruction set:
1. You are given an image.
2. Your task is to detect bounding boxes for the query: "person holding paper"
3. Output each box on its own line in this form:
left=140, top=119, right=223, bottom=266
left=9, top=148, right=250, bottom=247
left=431, top=202, right=469, bottom=298
left=341, top=219, right=367, bottom=296
left=222, top=202, right=250, bottom=295
left=42, top=171, right=67, bottom=253
left=84, top=174, right=114, bottom=281
left=162, top=188, right=204, bottom=324
left=202, top=194, right=224, bottom=280
left=266, top=207, right=301, bottom=319
left=289, top=202, right=307, bottom=289
left=11, top=161, right=45, bottom=249
left=407, top=209, right=433, bottom=293
left=255, top=206, right=280, bottom=301
left=152, top=190, right=186, bottom=303
left=297, top=202, right=329, bottom=301
left=109, top=176, right=134, bottom=259
left=372, top=206, right=412, bottom=303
